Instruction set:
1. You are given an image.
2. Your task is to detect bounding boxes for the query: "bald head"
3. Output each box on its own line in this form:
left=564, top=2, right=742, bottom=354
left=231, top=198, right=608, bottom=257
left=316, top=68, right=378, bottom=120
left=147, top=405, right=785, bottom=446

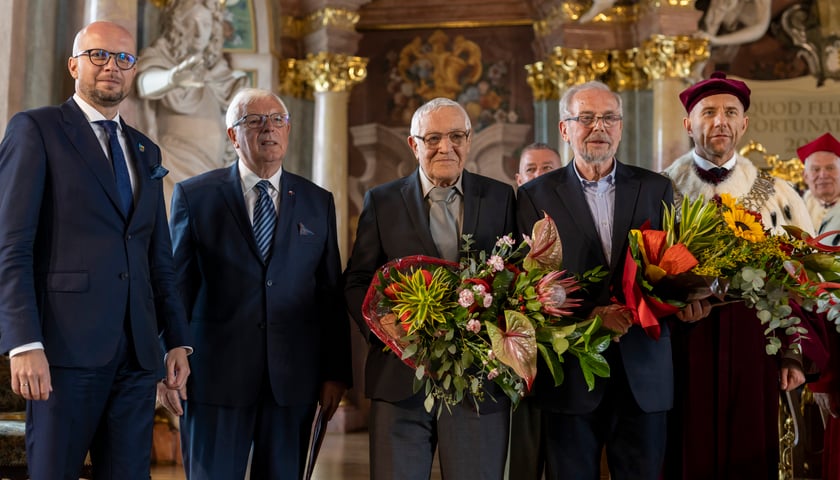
left=68, top=21, right=137, bottom=117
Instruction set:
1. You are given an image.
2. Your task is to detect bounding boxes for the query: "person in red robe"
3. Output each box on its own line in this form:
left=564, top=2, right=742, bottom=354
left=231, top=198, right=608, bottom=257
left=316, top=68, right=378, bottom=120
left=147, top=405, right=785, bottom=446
left=662, top=72, right=825, bottom=479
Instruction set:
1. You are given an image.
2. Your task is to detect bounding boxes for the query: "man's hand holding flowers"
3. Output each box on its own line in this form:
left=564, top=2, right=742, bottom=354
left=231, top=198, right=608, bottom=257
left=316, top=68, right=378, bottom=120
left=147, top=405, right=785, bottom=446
left=675, top=299, right=712, bottom=323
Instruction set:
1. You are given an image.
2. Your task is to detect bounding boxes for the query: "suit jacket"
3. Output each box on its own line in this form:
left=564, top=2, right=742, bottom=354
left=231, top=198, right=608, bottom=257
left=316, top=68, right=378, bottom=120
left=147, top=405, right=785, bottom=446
left=0, top=98, right=189, bottom=370
left=517, top=160, right=674, bottom=414
left=343, top=169, right=516, bottom=412
left=169, top=163, right=351, bottom=407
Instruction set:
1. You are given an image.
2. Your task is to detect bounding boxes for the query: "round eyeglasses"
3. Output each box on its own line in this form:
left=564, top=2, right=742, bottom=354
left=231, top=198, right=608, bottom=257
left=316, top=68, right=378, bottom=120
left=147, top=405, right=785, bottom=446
left=73, top=49, right=137, bottom=70
left=563, top=114, right=623, bottom=128
left=232, top=113, right=291, bottom=130
left=412, top=130, right=470, bottom=148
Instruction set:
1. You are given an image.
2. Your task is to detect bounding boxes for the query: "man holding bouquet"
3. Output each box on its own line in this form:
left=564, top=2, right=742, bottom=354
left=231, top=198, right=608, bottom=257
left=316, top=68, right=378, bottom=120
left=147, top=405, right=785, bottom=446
left=344, top=98, right=516, bottom=480
left=663, top=72, right=815, bottom=479
left=516, top=81, right=699, bottom=479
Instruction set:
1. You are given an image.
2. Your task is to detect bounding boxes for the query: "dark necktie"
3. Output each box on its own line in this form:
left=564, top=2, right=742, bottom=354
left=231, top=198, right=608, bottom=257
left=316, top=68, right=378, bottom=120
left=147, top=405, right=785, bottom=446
left=253, top=180, right=276, bottom=261
left=96, top=120, right=133, bottom=216
left=695, top=164, right=731, bottom=185
left=428, top=186, right=459, bottom=262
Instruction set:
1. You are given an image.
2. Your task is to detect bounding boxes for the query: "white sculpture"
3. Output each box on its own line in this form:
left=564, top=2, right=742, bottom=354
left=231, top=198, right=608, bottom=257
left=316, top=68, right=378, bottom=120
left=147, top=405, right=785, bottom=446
left=136, top=0, right=248, bottom=205
left=699, top=0, right=773, bottom=46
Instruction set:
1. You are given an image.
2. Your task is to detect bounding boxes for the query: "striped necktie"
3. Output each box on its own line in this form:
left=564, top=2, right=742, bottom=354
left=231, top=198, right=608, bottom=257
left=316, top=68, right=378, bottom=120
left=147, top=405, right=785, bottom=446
left=253, top=180, right=276, bottom=261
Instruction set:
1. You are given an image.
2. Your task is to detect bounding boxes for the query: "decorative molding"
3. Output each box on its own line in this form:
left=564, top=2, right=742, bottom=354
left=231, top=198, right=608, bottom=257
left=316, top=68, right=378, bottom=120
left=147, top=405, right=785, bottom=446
left=548, top=46, right=610, bottom=90
left=641, top=34, right=709, bottom=81
left=298, top=52, right=368, bottom=93
left=525, top=61, right=559, bottom=101
left=280, top=8, right=360, bottom=39
left=358, top=19, right=531, bottom=32
left=607, top=48, right=650, bottom=92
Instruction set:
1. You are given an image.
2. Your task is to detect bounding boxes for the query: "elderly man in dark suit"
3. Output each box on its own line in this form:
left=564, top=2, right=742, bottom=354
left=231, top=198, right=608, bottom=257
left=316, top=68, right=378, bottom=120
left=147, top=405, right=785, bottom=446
left=0, top=21, right=191, bottom=479
left=344, top=97, right=516, bottom=480
left=161, top=87, right=351, bottom=479
left=517, top=81, right=706, bottom=479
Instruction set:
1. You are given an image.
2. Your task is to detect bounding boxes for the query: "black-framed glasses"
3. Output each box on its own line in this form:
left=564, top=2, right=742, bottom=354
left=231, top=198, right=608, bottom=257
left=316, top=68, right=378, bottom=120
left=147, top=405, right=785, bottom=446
left=412, top=130, right=470, bottom=148
left=232, top=113, right=291, bottom=130
left=564, top=114, right=622, bottom=128
left=73, top=49, right=137, bottom=70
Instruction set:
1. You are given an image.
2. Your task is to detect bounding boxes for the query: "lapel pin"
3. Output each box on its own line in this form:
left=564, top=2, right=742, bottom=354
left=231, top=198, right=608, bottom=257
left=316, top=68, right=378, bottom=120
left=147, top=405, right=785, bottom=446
left=138, top=143, right=145, bottom=152
left=288, top=190, right=295, bottom=196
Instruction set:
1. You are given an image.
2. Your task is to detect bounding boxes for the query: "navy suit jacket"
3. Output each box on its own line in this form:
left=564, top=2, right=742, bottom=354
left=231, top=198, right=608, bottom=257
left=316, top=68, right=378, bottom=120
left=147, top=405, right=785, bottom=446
left=0, top=98, right=189, bottom=370
left=344, top=169, right=516, bottom=412
left=169, top=163, right=351, bottom=407
left=517, top=161, right=674, bottom=414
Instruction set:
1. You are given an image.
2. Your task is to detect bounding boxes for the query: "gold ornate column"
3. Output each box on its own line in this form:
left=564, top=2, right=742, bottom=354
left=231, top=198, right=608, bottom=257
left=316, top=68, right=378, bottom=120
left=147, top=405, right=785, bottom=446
left=298, top=52, right=367, bottom=261
left=641, top=35, right=709, bottom=171
left=525, top=61, right=562, bottom=158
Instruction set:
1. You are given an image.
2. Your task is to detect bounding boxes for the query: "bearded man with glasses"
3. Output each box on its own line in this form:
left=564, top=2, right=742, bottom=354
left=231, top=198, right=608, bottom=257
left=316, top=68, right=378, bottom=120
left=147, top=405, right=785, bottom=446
left=345, top=97, right=516, bottom=480
left=0, top=21, right=192, bottom=479
left=517, top=81, right=707, bottom=479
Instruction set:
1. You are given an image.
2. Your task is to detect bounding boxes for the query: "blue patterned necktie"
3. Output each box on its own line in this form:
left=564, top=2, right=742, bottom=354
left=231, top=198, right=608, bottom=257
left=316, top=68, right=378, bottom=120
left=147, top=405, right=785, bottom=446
left=95, top=120, right=133, bottom=216
left=253, top=180, right=276, bottom=261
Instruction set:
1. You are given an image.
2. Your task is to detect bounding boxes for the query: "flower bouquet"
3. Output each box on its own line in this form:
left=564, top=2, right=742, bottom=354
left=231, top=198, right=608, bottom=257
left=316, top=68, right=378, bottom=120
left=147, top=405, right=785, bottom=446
left=362, top=214, right=612, bottom=412
left=623, top=193, right=840, bottom=354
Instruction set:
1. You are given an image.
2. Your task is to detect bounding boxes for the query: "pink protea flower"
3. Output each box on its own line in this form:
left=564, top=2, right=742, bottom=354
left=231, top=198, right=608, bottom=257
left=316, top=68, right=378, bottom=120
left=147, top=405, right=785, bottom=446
left=536, top=270, right=583, bottom=317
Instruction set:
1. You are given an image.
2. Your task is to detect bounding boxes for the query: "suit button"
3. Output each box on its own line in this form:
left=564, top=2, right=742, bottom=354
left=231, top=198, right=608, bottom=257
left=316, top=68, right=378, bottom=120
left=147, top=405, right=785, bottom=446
left=125, top=234, right=132, bottom=241
left=257, top=322, right=265, bottom=329
left=266, top=280, right=273, bottom=287
left=119, top=272, right=129, bottom=280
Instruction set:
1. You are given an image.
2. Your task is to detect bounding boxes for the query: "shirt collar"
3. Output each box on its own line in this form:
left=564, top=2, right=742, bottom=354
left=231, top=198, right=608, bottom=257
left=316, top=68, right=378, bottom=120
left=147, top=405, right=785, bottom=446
left=238, top=160, right=283, bottom=194
left=73, top=93, right=122, bottom=126
left=572, top=159, right=616, bottom=187
left=419, top=167, right=463, bottom=198
left=692, top=150, right=737, bottom=171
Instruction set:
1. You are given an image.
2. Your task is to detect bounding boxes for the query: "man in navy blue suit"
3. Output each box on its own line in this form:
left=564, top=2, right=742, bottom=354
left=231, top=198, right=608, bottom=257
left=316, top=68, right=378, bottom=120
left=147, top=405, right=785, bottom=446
left=517, top=81, right=707, bottom=479
left=344, top=98, right=516, bottom=480
left=161, top=87, right=351, bottom=479
left=0, top=21, right=192, bottom=479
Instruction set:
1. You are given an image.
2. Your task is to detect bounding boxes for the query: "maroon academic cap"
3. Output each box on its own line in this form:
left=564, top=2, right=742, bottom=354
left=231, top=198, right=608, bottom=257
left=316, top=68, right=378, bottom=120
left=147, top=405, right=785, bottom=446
left=797, top=133, right=840, bottom=163
left=679, top=71, right=751, bottom=113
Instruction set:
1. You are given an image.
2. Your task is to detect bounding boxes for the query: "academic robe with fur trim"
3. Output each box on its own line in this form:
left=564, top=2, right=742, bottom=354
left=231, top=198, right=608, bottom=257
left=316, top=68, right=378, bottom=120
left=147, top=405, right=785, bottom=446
left=663, top=152, right=818, bottom=480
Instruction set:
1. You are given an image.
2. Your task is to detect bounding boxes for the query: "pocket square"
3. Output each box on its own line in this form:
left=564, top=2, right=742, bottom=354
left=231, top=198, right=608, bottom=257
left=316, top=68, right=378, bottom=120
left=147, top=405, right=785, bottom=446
left=150, top=164, right=169, bottom=180
left=298, top=223, right=315, bottom=236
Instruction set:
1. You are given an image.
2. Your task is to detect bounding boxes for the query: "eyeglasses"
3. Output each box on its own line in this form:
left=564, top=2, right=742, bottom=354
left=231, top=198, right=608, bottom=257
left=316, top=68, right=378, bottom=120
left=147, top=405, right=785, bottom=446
left=232, top=113, right=291, bottom=130
left=564, top=114, right=622, bottom=128
left=73, top=49, right=137, bottom=70
left=412, top=130, right=470, bottom=148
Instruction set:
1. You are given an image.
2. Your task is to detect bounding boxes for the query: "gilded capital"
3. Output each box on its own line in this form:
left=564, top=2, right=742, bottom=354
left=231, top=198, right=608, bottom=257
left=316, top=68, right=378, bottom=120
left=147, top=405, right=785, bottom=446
left=278, top=58, right=312, bottom=99
left=641, top=35, right=709, bottom=81
left=299, top=52, right=368, bottom=93
left=549, top=47, right=610, bottom=90
left=607, top=48, right=650, bottom=92
left=525, top=62, right=559, bottom=101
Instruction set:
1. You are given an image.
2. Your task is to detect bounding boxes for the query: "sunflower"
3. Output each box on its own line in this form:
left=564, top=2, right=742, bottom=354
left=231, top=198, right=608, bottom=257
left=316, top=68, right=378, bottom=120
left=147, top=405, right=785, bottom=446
left=724, top=207, right=765, bottom=243
left=718, top=193, right=738, bottom=211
